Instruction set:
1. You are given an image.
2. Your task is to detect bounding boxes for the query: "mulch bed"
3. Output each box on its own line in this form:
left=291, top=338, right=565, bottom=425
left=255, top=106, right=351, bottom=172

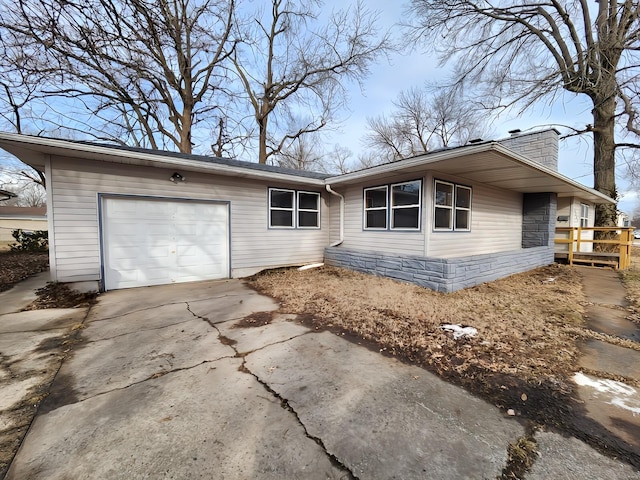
left=0, top=252, right=49, bottom=293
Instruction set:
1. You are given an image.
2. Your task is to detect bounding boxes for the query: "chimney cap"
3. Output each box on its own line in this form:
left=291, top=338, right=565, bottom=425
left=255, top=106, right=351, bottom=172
left=508, top=129, right=522, bottom=136
left=468, top=138, right=483, bottom=144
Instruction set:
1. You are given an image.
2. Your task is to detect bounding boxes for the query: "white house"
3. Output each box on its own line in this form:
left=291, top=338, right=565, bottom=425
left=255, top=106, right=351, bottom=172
left=0, top=129, right=614, bottom=292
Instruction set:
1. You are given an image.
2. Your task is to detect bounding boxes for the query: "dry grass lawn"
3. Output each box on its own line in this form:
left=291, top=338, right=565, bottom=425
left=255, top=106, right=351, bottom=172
left=249, top=262, right=588, bottom=425
left=622, top=246, right=640, bottom=321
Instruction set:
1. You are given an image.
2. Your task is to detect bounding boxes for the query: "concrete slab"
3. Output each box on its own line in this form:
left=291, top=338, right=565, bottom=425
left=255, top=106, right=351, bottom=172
left=83, top=303, right=194, bottom=340
left=219, top=314, right=310, bottom=354
left=6, top=359, right=345, bottom=480
left=0, top=271, right=50, bottom=315
left=45, top=319, right=235, bottom=404
left=187, top=290, right=279, bottom=324
left=245, top=331, right=524, bottom=479
left=0, top=308, right=85, bottom=334
left=578, top=267, right=628, bottom=307
left=86, top=279, right=256, bottom=320
left=579, top=339, right=640, bottom=379
left=573, top=372, right=640, bottom=452
left=585, top=305, right=640, bottom=342
left=528, top=430, right=639, bottom=479
left=0, top=330, right=69, bottom=376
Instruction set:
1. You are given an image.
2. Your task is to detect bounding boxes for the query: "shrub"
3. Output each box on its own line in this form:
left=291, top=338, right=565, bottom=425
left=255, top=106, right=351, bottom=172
left=10, top=229, right=49, bottom=252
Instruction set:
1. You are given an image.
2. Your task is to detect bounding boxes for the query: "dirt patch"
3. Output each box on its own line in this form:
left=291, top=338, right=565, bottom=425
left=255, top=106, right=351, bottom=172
left=0, top=252, right=48, bottom=293
left=24, top=283, right=98, bottom=310
left=248, top=264, right=640, bottom=468
left=232, top=311, right=274, bottom=328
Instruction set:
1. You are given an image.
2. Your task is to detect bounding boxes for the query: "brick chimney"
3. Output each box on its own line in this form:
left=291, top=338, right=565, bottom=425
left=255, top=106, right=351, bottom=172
left=498, top=129, right=559, bottom=171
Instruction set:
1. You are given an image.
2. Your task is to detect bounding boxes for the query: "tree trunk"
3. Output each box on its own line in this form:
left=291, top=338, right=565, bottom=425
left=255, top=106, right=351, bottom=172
left=258, top=113, right=268, bottom=164
left=591, top=93, right=618, bottom=227
left=179, top=107, right=193, bottom=154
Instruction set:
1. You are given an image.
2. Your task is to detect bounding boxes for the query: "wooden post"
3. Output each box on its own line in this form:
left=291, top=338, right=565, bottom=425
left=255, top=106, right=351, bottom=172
left=568, top=228, right=575, bottom=266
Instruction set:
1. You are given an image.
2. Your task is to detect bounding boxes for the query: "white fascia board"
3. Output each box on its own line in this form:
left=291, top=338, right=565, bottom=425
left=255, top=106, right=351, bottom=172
left=0, top=132, right=325, bottom=187
left=326, top=142, right=615, bottom=205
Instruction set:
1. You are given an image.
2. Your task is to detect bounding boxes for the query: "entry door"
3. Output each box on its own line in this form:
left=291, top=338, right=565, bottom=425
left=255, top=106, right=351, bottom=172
left=102, top=197, right=229, bottom=290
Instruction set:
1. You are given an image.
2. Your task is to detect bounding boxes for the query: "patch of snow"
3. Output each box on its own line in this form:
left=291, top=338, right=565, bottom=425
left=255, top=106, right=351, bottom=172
left=440, top=324, right=478, bottom=340
left=573, top=372, right=637, bottom=396
left=610, top=397, right=640, bottom=416
left=543, top=277, right=556, bottom=283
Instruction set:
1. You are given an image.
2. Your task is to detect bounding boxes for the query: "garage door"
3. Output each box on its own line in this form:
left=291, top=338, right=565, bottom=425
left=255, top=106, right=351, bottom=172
left=101, top=197, right=229, bottom=290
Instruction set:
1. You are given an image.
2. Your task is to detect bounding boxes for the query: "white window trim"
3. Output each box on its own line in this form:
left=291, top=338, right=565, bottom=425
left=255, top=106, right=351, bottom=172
left=454, top=185, right=472, bottom=231
left=580, top=203, right=589, bottom=228
left=297, top=191, right=321, bottom=229
left=433, top=180, right=472, bottom=232
left=364, top=185, right=388, bottom=230
left=390, top=180, right=422, bottom=231
left=269, top=188, right=295, bottom=229
left=268, top=188, right=321, bottom=229
left=434, top=180, right=454, bottom=231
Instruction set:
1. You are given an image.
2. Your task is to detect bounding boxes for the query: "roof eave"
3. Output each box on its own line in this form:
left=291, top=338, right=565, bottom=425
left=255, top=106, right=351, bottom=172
left=0, top=133, right=325, bottom=187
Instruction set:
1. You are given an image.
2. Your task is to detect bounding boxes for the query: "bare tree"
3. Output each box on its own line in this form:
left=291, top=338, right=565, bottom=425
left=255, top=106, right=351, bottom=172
left=364, top=85, right=486, bottom=162
left=408, top=0, right=640, bottom=226
left=0, top=162, right=46, bottom=206
left=1, top=0, right=237, bottom=153
left=232, top=0, right=392, bottom=164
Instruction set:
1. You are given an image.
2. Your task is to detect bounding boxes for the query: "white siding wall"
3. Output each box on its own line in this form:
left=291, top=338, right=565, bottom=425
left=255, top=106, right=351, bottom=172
left=426, top=173, right=523, bottom=258
left=49, top=157, right=329, bottom=284
left=338, top=174, right=425, bottom=256
left=334, top=171, right=523, bottom=259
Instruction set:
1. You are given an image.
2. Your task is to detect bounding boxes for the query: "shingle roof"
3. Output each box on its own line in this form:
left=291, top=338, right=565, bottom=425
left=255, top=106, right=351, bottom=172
left=71, top=139, right=330, bottom=180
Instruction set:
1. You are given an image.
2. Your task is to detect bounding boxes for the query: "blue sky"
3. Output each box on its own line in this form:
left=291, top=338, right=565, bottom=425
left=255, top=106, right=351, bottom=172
left=327, top=0, right=636, bottom=215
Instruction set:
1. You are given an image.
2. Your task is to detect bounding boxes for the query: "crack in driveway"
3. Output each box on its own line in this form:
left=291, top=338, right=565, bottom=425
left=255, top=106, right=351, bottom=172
left=186, top=302, right=356, bottom=479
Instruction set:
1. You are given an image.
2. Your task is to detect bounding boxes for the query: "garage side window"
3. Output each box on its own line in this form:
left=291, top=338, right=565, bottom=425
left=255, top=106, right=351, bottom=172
left=269, top=188, right=295, bottom=227
left=269, top=188, right=320, bottom=229
left=434, top=180, right=472, bottom=231
left=298, top=191, right=320, bottom=228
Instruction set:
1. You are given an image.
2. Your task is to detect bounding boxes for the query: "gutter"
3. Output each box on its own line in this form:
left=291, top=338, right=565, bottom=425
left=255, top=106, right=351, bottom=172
left=325, top=184, right=344, bottom=247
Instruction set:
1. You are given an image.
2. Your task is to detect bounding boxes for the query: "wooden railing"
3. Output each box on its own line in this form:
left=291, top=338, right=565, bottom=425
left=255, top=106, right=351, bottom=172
left=554, top=227, right=633, bottom=270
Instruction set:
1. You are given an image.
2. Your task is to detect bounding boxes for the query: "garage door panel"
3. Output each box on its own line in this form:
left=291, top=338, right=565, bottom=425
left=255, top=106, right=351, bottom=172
left=102, top=198, right=229, bottom=290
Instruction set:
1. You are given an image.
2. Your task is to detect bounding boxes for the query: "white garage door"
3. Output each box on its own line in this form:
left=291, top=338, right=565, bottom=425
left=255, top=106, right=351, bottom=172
left=102, top=197, right=229, bottom=290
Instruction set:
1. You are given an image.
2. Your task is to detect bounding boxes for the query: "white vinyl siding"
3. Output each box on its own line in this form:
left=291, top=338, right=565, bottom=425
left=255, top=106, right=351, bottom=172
left=48, top=157, right=329, bottom=284
left=427, top=181, right=523, bottom=258
left=342, top=178, right=425, bottom=256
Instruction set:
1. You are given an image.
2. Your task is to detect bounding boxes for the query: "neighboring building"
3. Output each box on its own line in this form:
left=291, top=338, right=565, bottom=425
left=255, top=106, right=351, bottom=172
left=0, top=130, right=614, bottom=292
left=0, top=206, right=47, bottom=250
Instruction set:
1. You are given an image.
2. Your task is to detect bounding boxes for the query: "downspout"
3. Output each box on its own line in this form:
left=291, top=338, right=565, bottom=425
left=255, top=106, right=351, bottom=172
left=325, top=184, right=344, bottom=247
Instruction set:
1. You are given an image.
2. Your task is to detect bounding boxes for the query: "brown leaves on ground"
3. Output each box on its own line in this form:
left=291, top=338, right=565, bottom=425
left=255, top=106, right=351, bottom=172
left=0, top=251, right=49, bottom=293
left=248, top=264, right=586, bottom=426
left=24, top=282, right=97, bottom=310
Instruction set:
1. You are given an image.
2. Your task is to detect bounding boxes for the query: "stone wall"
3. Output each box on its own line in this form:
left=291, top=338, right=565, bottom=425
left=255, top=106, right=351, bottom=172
left=324, top=246, right=554, bottom=293
left=499, top=129, right=559, bottom=171
left=522, top=192, right=558, bottom=248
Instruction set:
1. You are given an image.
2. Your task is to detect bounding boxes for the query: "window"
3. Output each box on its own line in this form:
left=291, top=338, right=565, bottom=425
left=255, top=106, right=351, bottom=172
left=434, top=180, right=472, bottom=231
left=268, top=188, right=320, bottom=228
left=364, top=180, right=422, bottom=230
left=298, top=191, right=320, bottom=228
left=391, top=181, right=421, bottom=229
left=364, top=186, right=388, bottom=229
left=580, top=203, right=589, bottom=228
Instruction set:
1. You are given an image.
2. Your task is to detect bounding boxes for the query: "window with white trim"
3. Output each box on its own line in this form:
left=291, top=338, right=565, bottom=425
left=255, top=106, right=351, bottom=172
left=580, top=203, right=589, bottom=228
left=364, top=180, right=422, bottom=230
left=269, top=188, right=320, bottom=228
left=434, top=180, right=472, bottom=231
left=391, top=181, right=421, bottom=229
left=364, top=186, right=388, bottom=229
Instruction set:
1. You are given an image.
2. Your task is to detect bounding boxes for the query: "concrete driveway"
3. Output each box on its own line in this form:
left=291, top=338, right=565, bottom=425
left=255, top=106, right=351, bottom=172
left=3, top=279, right=639, bottom=479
